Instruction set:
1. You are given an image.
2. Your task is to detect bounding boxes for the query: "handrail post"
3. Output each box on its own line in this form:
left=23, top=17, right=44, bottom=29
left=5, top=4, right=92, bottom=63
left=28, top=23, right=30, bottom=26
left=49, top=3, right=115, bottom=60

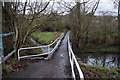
left=0, top=37, right=5, bottom=68
left=18, top=50, right=20, bottom=60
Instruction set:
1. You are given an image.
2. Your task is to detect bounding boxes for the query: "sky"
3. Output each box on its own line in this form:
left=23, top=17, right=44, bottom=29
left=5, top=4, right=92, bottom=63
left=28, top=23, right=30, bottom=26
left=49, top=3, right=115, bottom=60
left=37, top=0, right=118, bottom=16
left=2, top=0, right=118, bottom=16
left=95, top=0, right=118, bottom=16
left=49, top=0, right=118, bottom=16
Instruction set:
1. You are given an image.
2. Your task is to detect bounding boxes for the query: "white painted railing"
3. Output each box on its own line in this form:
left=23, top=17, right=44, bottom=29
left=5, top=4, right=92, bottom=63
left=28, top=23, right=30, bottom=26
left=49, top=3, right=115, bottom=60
left=67, top=34, right=84, bottom=80
left=18, top=33, right=64, bottom=60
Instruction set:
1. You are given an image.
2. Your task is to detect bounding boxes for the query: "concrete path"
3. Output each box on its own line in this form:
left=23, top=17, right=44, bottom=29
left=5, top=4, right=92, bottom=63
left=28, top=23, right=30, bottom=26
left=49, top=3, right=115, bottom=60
left=3, top=32, right=71, bottom=78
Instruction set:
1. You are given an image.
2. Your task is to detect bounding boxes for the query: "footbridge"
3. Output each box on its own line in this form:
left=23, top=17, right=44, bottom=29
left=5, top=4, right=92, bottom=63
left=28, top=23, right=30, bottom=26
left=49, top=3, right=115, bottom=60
left=3, top=32, right=84, bottom=80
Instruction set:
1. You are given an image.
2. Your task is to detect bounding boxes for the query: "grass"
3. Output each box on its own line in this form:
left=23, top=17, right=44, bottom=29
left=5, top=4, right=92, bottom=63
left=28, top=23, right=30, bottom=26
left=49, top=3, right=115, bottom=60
left=31, top=32, right=61, bottom=45
left=4, top=65, right=11, bottom=74
left=22, top=32, right=62, bottom=55
left=24, top=32, right=61, bottom=55
left=84, top=46, right=119, bottom=53
left=79, top=64, right=120, bottom=79
left=3, top=58, right=18, bottom=74
left=96, top=47, right=119, bottom=53
left=83, top=41, right=120, bottom=53
left=27, top=39, right=37, bottom=47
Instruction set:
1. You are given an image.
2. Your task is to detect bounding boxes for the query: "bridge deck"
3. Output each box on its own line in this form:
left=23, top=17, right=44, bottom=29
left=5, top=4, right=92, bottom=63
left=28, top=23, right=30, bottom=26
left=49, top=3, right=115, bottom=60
left=3, top=32, right=71, bottom=78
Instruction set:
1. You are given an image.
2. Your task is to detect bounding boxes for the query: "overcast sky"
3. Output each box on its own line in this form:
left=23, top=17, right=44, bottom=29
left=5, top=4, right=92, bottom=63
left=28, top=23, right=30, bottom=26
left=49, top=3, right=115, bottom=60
left=95, top=0, right=118, bottom=16
left=50, top=0, right=118, bottom=16
left=49, top=0, right=118, bottom=16
left=3, top=0, right=118, bottom=16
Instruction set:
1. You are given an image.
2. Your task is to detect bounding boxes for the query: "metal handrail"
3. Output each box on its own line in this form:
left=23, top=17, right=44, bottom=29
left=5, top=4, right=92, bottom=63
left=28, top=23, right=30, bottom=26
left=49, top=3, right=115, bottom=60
left=18, top=33, right=64, bottom=60
left=67, top=34, right=84, bottom=80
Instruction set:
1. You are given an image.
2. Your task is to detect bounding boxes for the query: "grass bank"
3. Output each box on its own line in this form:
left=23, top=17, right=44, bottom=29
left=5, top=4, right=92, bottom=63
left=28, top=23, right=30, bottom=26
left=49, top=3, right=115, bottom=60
left=84, top=46, right=119, bottom=53
left=79, top=64, right=120, bottom=79
left=31, top=32, right=61, bottom=45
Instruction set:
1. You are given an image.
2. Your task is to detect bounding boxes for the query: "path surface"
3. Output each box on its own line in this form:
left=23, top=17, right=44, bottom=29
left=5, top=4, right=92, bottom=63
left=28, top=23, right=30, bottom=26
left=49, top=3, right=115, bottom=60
left=3, top=32, right=71, bottom=78
left=0, top=64, right=2, bottom=80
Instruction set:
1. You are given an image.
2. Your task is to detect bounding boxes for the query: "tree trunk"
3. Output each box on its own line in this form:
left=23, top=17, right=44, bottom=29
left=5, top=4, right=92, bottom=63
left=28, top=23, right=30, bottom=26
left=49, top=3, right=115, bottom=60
left=118, top=1, right=120, bottom=51
left=118, top=1, right=120, bottom=33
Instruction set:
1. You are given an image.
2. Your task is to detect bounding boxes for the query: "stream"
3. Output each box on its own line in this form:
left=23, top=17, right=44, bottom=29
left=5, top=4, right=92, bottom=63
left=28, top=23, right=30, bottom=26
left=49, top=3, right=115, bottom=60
left=77, top=53, right=120, bottom=68
left=30, top=37, right=53, bottom=53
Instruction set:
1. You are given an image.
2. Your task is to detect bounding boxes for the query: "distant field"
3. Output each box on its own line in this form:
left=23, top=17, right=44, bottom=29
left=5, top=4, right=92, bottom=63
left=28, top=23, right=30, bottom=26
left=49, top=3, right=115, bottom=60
left=31, top=32, right=61, bottom=45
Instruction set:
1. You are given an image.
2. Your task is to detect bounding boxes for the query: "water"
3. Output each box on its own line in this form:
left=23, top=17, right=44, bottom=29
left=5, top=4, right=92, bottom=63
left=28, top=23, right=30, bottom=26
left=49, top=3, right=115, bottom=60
left=77, top=53, right=120, bottom=68
left=30, top=37, right=53, bottom=53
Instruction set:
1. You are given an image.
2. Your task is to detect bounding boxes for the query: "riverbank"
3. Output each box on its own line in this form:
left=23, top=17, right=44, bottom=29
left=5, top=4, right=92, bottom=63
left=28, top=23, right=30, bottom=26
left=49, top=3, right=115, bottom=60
left=84, top=45, right=120, bottom=53
left=79, top=64, right=120, bottom=79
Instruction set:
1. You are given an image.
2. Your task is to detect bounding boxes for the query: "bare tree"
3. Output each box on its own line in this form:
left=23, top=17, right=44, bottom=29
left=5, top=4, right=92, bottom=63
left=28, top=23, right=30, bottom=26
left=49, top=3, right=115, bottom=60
left=118, top=1, right=120, bottom=34
left=68, top=0, right=100, bottom=52
left=2, top=1, right=51, bottom=49
left=113, top=0, right=119, bottom=32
